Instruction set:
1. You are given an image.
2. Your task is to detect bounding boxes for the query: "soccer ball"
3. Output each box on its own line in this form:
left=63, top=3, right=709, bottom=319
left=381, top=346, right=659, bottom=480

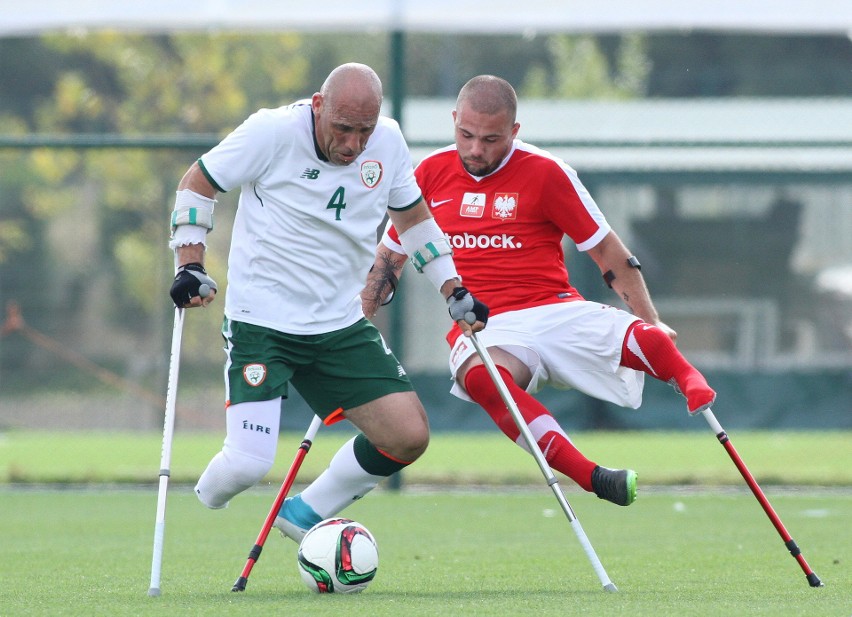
left=297, top=518, right=379, bottom=593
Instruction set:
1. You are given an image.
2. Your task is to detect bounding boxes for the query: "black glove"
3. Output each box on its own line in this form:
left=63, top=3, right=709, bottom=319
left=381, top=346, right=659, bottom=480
left=170, top=262, right=217, bottom=307
left=447, top=286, right=489, bottom=326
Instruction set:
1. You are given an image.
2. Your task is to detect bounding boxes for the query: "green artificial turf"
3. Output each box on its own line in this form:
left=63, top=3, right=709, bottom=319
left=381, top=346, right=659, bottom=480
left=1, top=429, right=848, bottom=614
left=0, top=488, right=847, bottom=616
left=1, top=430, right=850, bottom=487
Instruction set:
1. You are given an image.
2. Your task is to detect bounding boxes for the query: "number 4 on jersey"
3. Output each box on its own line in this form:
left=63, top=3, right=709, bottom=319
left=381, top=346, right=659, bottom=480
left=326, top=186, right=346, bottom=220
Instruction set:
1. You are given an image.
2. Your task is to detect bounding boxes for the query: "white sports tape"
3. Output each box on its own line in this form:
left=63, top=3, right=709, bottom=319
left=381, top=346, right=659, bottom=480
left=169, top=189, right=216, bottom=249
left=169, top=224, right=209, bottom=249
left=409, top=236, right=453, bottom=273
left=398, top=218, right=459, bottom=290
left=171, top=189, right=215, bottom=231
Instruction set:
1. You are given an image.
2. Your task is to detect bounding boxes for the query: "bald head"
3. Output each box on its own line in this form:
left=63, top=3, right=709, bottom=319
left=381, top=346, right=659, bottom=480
left=320, top=63, right=383, bottom=111
left=456, top=75, right=517, bottom=123
left=312, top=63, right=384, bottom=166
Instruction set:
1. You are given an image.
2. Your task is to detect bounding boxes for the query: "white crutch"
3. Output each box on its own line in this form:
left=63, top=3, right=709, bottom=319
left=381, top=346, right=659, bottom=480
left=148, top=307, right=186, bottom=597
left=469, top=333, right=618, bottom=592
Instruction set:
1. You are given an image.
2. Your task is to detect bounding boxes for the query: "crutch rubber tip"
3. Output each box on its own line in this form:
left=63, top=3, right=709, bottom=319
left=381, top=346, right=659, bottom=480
left=147, top=587, right=161, bottom=597
left=807, top=572, right=824, bottom=587
left=232, top=577, right=248, bottom=592
left=603, top=583, right=619, bottom=593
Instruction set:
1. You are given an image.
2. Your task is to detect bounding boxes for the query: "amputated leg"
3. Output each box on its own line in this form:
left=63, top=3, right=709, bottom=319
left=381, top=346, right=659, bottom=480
left=620, top=321, right=716, bottom=414
left=195, top=399, right=281, bottom=508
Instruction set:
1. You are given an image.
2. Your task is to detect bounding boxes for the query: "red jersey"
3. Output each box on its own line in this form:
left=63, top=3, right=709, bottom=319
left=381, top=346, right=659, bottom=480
left=386, top=140, right=611, bottom=328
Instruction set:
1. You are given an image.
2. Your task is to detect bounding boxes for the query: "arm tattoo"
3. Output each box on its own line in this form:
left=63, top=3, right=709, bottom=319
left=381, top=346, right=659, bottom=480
left=366, top=254, right=400, bottom=307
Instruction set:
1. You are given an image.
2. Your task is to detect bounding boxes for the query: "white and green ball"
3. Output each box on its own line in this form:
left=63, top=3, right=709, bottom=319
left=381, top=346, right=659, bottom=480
left=297, top=518, right=378, bottom=594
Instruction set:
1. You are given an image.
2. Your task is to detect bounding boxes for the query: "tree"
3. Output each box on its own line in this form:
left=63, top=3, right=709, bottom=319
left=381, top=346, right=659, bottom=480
left=1, top=33, right=313, bottom=381
left=521, top=33, right=650, bottom=99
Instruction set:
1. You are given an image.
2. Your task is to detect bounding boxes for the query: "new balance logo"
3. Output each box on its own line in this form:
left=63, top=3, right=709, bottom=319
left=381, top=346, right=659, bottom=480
left=300, top=168, right=320, bottom=179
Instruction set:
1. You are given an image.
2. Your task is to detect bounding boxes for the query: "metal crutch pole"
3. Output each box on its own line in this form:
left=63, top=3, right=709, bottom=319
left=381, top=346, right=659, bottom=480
left=232, top=414, right=324, bottom=592
left=148, top=307, right=185, bottom=597
left=698, top=407, right=822, bottom=587
left=470, top=333, right=618, bottom=592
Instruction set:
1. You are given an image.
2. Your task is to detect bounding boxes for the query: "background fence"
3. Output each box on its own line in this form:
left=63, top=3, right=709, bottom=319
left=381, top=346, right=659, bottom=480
left=1, top=99, right=851, bottom=434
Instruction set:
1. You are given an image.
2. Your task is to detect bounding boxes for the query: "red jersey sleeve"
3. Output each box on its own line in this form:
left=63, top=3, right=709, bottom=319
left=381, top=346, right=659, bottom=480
left=381, top=220, right=405, bottom=254
left=536, top=155, right=610, bottom=252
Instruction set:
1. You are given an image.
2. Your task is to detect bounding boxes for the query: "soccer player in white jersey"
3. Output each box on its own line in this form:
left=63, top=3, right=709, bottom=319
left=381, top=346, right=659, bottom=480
left=168, top=63, right=487, bottom=540
left=363, top=75, right=717, bottom=507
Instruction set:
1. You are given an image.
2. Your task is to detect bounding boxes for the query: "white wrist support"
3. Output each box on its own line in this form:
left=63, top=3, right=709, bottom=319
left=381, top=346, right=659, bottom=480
left=398, top=218, right=459, bottom=290
left=169, top=189, right=216, bottom=249
left=169, top=224, right=209, bottom=249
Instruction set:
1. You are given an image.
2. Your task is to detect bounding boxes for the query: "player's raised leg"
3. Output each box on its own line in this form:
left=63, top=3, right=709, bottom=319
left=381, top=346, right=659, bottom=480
left=620, top=320, right=716, bottom=414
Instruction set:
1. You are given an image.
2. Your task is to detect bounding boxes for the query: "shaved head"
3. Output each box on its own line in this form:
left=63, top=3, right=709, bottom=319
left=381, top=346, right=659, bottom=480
left=456, top=75, right=517, bottom=123
left=452, top=75, right=520, bottom=176
left=312, top=63, right=384, bottom=166
left=320, top=62, right=383, bottom=111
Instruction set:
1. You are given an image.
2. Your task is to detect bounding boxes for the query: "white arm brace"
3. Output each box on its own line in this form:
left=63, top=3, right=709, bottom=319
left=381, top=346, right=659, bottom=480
left=397, top=218, right=459, bottom=291
left=168, top=189, right=216, bottom=249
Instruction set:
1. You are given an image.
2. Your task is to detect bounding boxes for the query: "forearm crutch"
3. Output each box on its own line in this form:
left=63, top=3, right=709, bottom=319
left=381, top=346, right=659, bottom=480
left=698, top=408, right=823, bottom=587
left=232, top=414, right=324, bottom=592
left=148, top=307, right=185, bottom=597
left=470, top=333, right=618, bottom=592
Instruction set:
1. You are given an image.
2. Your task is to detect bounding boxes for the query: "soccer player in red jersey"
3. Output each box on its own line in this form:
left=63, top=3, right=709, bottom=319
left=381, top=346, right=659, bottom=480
left=363, top=75, right=716, bottom=506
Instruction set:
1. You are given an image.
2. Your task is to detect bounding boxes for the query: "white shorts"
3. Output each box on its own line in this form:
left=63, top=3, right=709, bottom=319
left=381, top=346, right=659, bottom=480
left=449, top=302, right=644, bottom=408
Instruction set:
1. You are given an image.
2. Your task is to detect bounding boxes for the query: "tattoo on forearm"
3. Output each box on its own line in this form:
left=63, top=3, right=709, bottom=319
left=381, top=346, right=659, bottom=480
left=365, top=254, right=399, bottom=308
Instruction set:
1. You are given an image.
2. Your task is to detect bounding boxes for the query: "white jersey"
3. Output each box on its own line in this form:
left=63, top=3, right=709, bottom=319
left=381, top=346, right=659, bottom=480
left=199, top=102, right=422, bottom=335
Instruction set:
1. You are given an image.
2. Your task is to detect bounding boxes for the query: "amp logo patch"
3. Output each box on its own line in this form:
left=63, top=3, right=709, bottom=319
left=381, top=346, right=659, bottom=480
left=492, top=193, right=519, bottom=220
left=243, top=363, right=267, bottom=387
left=360, top=161, right=383, bottom=188
left=460, top=192, right=486, bottom=218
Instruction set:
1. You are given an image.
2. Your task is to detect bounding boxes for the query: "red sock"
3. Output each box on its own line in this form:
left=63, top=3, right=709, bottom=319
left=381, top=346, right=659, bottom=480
left=621, top=321, right=716, bottom=413
left=463, top=364, right=597, bottom=491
